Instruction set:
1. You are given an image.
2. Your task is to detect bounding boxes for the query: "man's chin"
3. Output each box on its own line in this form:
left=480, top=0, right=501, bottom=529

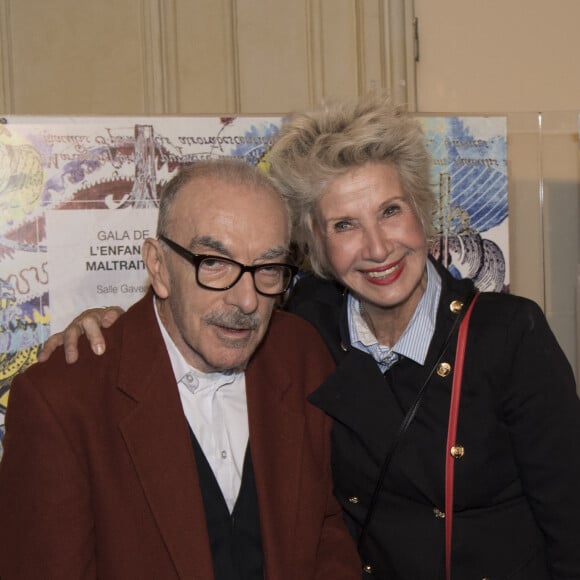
left=203, top=345, right=256, bottom=374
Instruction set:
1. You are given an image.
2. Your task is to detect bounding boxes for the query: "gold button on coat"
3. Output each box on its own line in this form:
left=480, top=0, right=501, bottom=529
left=363, top=564, right=373, bottom=574
left=450, top=300, right=464, bottom=313
left=348, top=496, right=360, bottom=504
left=450, top=444, right=465, bottom=459
left=433, top=507, right=445, bottom=518
left=437, top=362, right=452, bottom=377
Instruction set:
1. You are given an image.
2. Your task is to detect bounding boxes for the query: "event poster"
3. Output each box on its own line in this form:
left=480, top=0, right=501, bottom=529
left=0, top=114, right=507, bottom=454
left=419, top=116, right=508, bottom=292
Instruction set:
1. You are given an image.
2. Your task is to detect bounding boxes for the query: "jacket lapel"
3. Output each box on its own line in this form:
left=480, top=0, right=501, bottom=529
left=245, top=347, right=305, bottom=573
left=116, top=295, right=214, bottom=580
left=309, top=348, right=404, bottom=450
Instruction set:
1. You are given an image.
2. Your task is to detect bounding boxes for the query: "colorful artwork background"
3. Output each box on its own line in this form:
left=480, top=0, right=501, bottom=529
left=0, top=114, right=507, bottom=455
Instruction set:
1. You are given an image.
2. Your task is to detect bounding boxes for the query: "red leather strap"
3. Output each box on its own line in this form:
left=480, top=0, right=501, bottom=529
left=445, top=293, right=479, bottom=580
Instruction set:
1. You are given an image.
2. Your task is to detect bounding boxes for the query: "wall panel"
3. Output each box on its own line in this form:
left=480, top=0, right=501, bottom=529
left=235, top=1, right=311, bottom=113
left=0, top=0, right=415, bottom=115
left=3, top=0, right=146, bottom=114
left=317, top=0, right=360, bottom=101
left=174, top=0, right=237, bottom=113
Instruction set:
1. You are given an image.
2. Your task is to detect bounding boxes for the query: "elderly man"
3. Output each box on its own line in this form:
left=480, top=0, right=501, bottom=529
left=0, top=159, right=359, bottom=579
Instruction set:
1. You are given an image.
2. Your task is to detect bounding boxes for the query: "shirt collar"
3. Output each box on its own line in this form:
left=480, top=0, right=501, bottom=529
left=348, top=259, right=441, bottom=370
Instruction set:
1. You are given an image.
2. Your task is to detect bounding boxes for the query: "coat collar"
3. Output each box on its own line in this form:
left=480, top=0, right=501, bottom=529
left=309, top=259, right=476, bottom=432
left=309, top=346, right=404, bottom=446
left=335, top=256, right=475, bottom=354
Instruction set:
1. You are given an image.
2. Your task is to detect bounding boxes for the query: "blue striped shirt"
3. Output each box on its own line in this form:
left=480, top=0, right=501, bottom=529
left=348, top=259, right=441, bottom=372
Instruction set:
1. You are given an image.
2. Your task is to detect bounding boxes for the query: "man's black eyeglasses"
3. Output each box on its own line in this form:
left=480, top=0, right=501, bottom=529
left=159, top=235, right=298, bottom=297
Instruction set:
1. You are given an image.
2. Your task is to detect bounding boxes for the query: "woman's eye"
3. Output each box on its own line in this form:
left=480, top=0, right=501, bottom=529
left=333, top=220, right=353, bottom=232
left=383, top=204, right=401, bottom=217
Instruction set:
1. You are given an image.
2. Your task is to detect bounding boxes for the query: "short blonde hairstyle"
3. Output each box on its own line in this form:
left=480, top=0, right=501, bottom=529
left=268, top=93, right=434, bottom=278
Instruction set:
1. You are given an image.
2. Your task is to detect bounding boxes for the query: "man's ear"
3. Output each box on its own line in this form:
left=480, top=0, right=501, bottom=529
left=143, top=238, right=170, bottom=299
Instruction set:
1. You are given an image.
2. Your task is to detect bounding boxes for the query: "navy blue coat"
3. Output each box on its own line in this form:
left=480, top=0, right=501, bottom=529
left=286, top=259, right=580, bottom=580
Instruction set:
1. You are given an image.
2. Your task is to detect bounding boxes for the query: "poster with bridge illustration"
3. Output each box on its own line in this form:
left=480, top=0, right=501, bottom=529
left=0, top=113, right=507, bottom=454
left=419, top=116, right=508, bottom=293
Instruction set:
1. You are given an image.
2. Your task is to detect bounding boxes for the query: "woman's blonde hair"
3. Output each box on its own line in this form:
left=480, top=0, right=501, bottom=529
left=268, top=93, right=435, bottom=278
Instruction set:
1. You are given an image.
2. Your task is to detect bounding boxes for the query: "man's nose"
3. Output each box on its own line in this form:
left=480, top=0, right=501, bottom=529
left=225, top=271, right=260, bottom=313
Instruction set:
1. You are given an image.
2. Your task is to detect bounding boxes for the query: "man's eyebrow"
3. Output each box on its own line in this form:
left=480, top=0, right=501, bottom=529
left=259, top=247, right=289, bottom=261
left=191, top=237, right=289, bottom=263
left=191, top=236, right=231, bottom=256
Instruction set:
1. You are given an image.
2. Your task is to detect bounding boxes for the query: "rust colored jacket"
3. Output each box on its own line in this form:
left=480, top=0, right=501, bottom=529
left=0, top=292, right=359, bottom=580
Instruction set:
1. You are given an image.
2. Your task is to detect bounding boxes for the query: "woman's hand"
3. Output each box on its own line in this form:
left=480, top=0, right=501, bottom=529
left=37, top=306, right=125, bottom=364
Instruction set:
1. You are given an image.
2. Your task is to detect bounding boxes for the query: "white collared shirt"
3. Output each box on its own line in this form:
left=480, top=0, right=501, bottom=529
left=154, top=301, right=249, bottom=513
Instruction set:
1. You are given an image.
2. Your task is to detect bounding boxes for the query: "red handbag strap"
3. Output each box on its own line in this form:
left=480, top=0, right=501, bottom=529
left=445, top=292, right=479, bottom=580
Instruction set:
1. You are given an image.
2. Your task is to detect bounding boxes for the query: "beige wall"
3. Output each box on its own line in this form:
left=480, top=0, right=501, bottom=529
left=414, top=0, right=580, bottom=379
left=0, top=0, right=416, bottom=115
left=0, top=0, right=148, bottom=114
left=414, top=0, right=580, bottom=114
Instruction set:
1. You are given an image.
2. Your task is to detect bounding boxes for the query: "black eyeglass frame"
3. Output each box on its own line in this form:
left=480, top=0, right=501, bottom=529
left=159, top=235, right=298, bottom=296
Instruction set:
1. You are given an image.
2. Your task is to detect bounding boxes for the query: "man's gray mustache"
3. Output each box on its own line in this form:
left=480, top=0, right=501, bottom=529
left=204, top=311, right=261, bottom=331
